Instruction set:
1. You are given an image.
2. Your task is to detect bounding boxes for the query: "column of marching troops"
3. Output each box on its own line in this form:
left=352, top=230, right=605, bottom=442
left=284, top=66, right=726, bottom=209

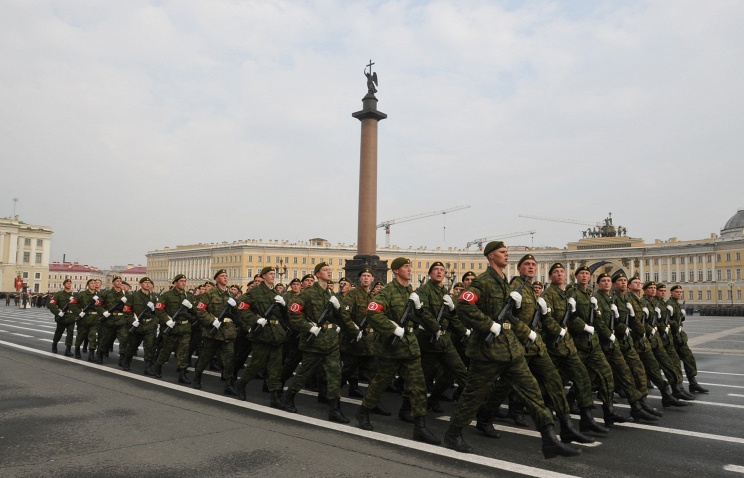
left=46, top=240, right=709, bottom=459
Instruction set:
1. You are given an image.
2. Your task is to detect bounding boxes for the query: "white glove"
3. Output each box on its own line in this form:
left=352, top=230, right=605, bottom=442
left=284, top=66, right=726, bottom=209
left=590, top=297, right=598, bottom=309
left=79, top=311, right=86, bottom=318
left=627, top=303, right=635, bottom=317
left=409, top=292, right=422, bottom=309
left=274, top=295, right=286, bottom=307
left=465, top=329, right=471, bottom=337
left=559, top=328, right=567, bottom=338
left=651, top=328, right=656, bottom=336
left=654, top=307, right=661, bottom=318
left=489, top=322, right=502, bottom=337
left=436, top=330, right=443, bottom=341
left=103, top=311, right=111, bottom=318
left=182, top=299, right=193, bottom=309
left=257, top=317, right=268, bottom=327
left=329, top=296, right=340, bottom=310
left=568, top=297, right=577, bottom=312
left=58, top=311, right=65, bottom=317
left=443, top=294, right=455, bottom=311
left=335, top=326, right=341, bottom=334
left=227, top=298, right=237, bottom=307
left=93, top=295, right=99, bottom=301
left=510, top=291, right=522, bottom=308
left=356, top=330, right=363, bottom=342
left=609, top=334, right=616, bottom=343
left=393, top=326, right=405, bottom=337
left=679, top=324, right=683, bottom=332
left=120, top=296, right=127, bottom=304
left=584, top=324, right=595, bottom=335
left=665, top=326, right=670, bottom=335
left=166, top=319, right=175, bottom=328
left=132, top=320, right=140, bottom=328
left=681, top=309, right=686, bottom=318
left=527, top=330, right=537, bottom=343
left=610, top=304, right=619, bottom=318
left=625, top=327, right=630, bottom=337
left=147, top=301, right=155, bottom=311
left=212, top=319, right=221, bottom=329
left=309, top=325, right=320, bottom=336
left=666, top=305, right=674, bottom=315
left=537, top=297, right=548, bottom=315
left=642, top=307, right=649, bottom=317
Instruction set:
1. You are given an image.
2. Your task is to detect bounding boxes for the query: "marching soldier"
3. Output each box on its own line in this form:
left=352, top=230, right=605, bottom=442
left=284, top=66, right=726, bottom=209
left=656, top=284, right=695, bottom=397
left=153, top=274, right=195, bottom=384
left=48, top=278, right=79, bottom=356
left=355, top=257, right=440, bottom=445
left=75, top=279, right=103, bottom=362
left=97, top=276, right=131, bottom=365
left=668, top=285, right=709, bottom=393
left=122, top=277, right=158, bottom=374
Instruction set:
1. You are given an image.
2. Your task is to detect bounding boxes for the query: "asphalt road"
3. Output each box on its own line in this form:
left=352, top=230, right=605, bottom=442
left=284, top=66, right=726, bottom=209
left=1, top=305, right=743, bottom=478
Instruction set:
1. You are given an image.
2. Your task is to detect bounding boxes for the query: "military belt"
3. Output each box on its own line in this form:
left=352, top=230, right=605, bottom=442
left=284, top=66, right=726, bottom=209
left=112, top=312, right=123, bottom=316
left=88, top=312, right=98, bottom=315
left=406, top=326, right=414, bottom=333
left=269, top=319, right=280, bottom=325
left=322, top=323, right=335, bottom=329
left=503, top=323, right=511, bottom=330
left=365, top=327, right=374, bottom=334
left=142, top=318, right=152, bottom=323
left=178, top=320, right=190, bottom=324
left=223, top=318, right=233, bottom=323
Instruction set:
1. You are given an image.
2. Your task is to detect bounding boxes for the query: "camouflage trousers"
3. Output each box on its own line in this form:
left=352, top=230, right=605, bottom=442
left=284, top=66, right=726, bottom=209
left=98, top=319, right=129, bottom=358
left=288, top=349, right=341, bottom=400
left=127, top=323, right=157, bottom=362
left=233, top=331, right=253, bottom=379
left=662, top=335, right=684, bottom=380
left=549, top=349, right=595, bottom=409
left=577, top=343, right=615, bottom=405
left=363, top=357, right=428, bottom=417
left=281, top=336, right=302, bottom=384
left=75, top=317, right=99, bottom=351
left=649, top=334, right=682, bottom=385
left=635, top=342, right=668, bottom=389
left=421, top=349, right=468, bottom=397
left=157, top=329, right=191, bottom=369
left=53, top=322, right=75, bottom=348
left=602, top=343, right=643, bottom=403
left=451, top=356, right=553, bottom=430
left=196, top=337, right=234, bottom=379
left=341, top=353, right=378, bottom=385
left=188, top=326, right=202, bottom=364
left=674, top=331, right=698, bottom=377
left=240, top=342, right=284, bottom=392
left=619, top=339, right=648, bottom=396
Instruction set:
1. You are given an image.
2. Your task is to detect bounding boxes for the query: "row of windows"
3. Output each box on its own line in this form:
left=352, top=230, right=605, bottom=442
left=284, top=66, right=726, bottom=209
left=21, top=252, right=43, bottom=263
left=22, top=238, right=44, bottom=247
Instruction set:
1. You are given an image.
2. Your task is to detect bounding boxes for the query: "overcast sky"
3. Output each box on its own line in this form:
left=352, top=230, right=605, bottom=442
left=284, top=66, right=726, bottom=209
left=2, top=1, right=743, bottom=269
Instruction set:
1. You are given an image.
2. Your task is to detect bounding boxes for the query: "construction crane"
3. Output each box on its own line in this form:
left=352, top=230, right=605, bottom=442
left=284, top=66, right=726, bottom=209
left=519, top=214, right=598, bottom=227
left=466, top=230, right=537, bottom=250
left=378, top=205, right=470, bottom=247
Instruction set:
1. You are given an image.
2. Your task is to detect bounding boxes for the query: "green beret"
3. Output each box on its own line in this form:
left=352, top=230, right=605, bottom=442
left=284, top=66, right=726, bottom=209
left=596, top=272, right=611, bottom=283
left=390, top=257, right=410, bottom=270
left=374, top=281, right=384, bottom=287
left=517, top=254, right=535, bottom=268
left=642, top=280, right=656, bottom=290
left=275, top=283, right=284, bottom=288
left=301, top=274, right=314, bottom=282
left=452, top=281, right=464, bottom=289
left=461, top=271, right=476, bottom=281
left=259, top=266, right=275, bottom=277
left=548, top=263, right=565, bottom=275
left=533, top=281, right=543, bottom=288
left=574, top=266, right=590, bottom=276
left=122, top=281, right=130, bottom=287
left=358, top=268, right=374, bottom=277
left=611, top=271, right=627, bottom=283
left=656, top=283, right=666, bottom=290
left=205, top=281, right=215, bottom=287
left=112, top=275, right=122, bottom=282
left=172, top=274, right=186, bottom=284
left=139, top=276, right=152, bottom=284
left=289, top=278, right=301, bottom=285
left=483, top=241, right=505, bottom=256
left=628, top=275, right=641, bottom=284
left=428, top=261, right=444, bottom=274
left=670, top=285, right=681, bottom=292
left=86, top=278, right=96, bottom=286
left=314, top=262, right=329, bottom=274
left=63, top=278, right=72, bottom=285
left=213, top=269, right=227, bottom=280
left=338, top=277, right=349, bottom=283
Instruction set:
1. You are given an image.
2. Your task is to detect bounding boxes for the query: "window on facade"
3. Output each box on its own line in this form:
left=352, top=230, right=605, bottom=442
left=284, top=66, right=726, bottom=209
left=708, top=254, right=713, bottom=262
left=717, top=254, right=721, bottom=262
left=717, top=270, right=722, bottom=281
left=329, top=259, right=333, bottom=265
left=311, top=258, right=315, bottom=265
left=727, top=290, right=732, bottom=299
left=680, top=271, right=685, bottom=282
left=35, top=272, right=41, bottom=279
left=727, top=269, right=732, bottom=280
left=22, top=272, right=28, bottom=278
left=737, top=253, right=741, bottom=261
left=461, top=263, right=465, bottom=269
left=644, top=259, right=650, bottom=266
left=727, top=253, right=731, bottom=261
left=24, top=238, right=31, bottom=246
left=247, top=269, right=252, bottom=277
left=680, top=257, right=685, bottom=264
left=689, top=291, right=694, bottom=300
left=699, top=270, right=704, bottom=281
left=418, top=262, right=422, bottom=268
left=698, top=291, right=703, bottom=300
left=698, top=255, right=703, bottom=263
left=653, top=258, right=658, bottom=265
left=258, top=256, right=262, bottom=263
left=645, top=272, right=651, bottom=282
left=662, top=271, right=668, bottom=281
left=672, top=272, right=677, bottom=282
left=707, top=291, right=712, bottom=300
left=248, top=256, right=252, bottom=262
left=478, top=263, right=483, bottom=270
left=293, top=257, right=297, bottom=264
left=35, top=253, right=42, bottom=263
left=23, top=252, right=30, bottom=262
left=37, top=239, right=43, bottom=247
left=671, top=257, right=676, bottom=265
left=738, top=269, right=742, bottom=280
left=470, top=263, right=475, bottom=269
left=302, top=258, right=306, bottom=264
left=654, top=272, right=659, bottom=282
left=708, top=271, right=713, bottom=281
left=267, top=256, right=271, bottom=263
left=662, top=258, right=667, bottom=265
left=718, top=290, right=723, bottom=300
left=738, top=290, right=742, bottom=301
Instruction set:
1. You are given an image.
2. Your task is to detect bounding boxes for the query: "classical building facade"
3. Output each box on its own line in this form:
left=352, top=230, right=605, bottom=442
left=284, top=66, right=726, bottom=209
left=146, top=210, right=744, bottom=309
left=48, top=262, right=106, bottom=292
left=107, top=264, right=147, bottom=290
left=0, top=216, right=53, bottom=294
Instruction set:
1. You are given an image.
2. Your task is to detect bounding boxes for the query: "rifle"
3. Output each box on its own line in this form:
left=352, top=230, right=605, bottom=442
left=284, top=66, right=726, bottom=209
left=525, top=305, right=542, bottom=352
left=129, top=305, right=155, bottom=333
left=306, top=300, right=335, bottom=345
left=76, top=295, right=100, bottom=323
left=485, top=277, right=527, bottom=345
left=391, top=289, right=423, bottom=347
left=607, top=293, right=616, bottom=351
left=555, top=288, right=575, bottom=345
left=621, top=298, right=632, bottom=345
left=209, top=298, right=237, bottom=336
left=350, top=316, right=368, bottom=344
left=55, top=293, right=77, bottom=321
left=249, top=302, right=278, bottom=336
left=161, top=299, right=193, bottom=336
left=101, top=294, right=128, bottom=323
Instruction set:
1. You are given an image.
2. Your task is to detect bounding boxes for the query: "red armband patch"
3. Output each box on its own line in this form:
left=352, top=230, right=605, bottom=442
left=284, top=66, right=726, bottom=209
left=196, top=302, right=207, bottom=310
left=367, top=302, right=384, bottom=312
left=95, top=300, right=103, bottom=306
left=123, top=305, right=132, bottom=313
left=458, top=291, right=478, bottom=304
left=289, top=303, right=304, bottom=313
left=49, top=300, right=57, bottom=305
left=70, top=298, right=78, bottom=304
left=238, top=302, right=250, bottom=310
left=155, top=302, right=166, bottom=310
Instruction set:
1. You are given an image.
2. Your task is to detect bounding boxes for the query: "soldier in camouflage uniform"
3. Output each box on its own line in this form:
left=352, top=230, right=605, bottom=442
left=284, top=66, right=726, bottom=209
left=48, top=278, right=79, bottom=356
left=122, top=277, right=158, bottom=374
left=280, top=276, right=312, bottom=386
left=594, top=273, right=658, bottom=422
left=97, top=276, right=131, bottom=365
left=657, top=284, right=698, bottom=398
left=443, top=243, right=579, bottom=458
left=75, top=279, right=103, bottom=362
left=668, top=285, right=708, bottom=393
left=192, top=269, right=238, bottom=395
left=283, top=263, right=350, bottom=423
left=541, top=263, right=608, bottom=435
left=354, top=257, right=440, bottom=445
left=235, top=266, right=289, bottom=410
left=154, top=274, right=195, bottom=384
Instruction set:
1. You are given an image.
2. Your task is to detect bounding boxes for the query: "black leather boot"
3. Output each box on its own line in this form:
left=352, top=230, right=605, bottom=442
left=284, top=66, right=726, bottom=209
left=356, top=405, right=373, bottom=430
left=630, top=400, right=659, bottom=422
left=63, top=346, right=73, bottom=357
left=541, top=425, right=581, bottom=459
left=225, top=379, right=238, bottom=396
left=371, top=402, right=392, bottom=416
left=328, top=399, right=350, bottom=424
left=74, top=347, right=82, bottom=359
left=283, top=391, right=297, bottom=413
left=347, top=378, right=364, bottom=398
left=398, top=398, right=414, bottom=423
left=122, top=356, right=132, bottom=372
left=579, top=407, right=609, bottom=434
left=235, top=378, right=247, bottom=400
left=444, top=425, right=473, bottom=452
left=673, top=383, right=696, bottom=400
left=413, top=416, right=441, bottom=445
left=427, top=394, right=444, bottom=413
left=565, top=387, right=581, bottom=415
left=192, top=371, right=202, bottom=390
left=602, top=402, right=626, bottom=426
left=688, top=376, right=709, bottom=393
left=177, top=367, right=189, bottom=384
left=640, top=397, right=663, bottom=417
left=317, top=381, right=329, bottom=404
left=52, top=343, right=58, bottom=354
left=270, top=391, right=286, bottom=410
left=475, top=406, right=501, bottom=439
left=661, top=385, right=686, bottom=407
left=558, top=414, right=595, bottom=443
left=118, top=355, right=125, bottom=368
left=87, top=350, right=96, bottom=362
left=508, top=396, right=530, bottom=427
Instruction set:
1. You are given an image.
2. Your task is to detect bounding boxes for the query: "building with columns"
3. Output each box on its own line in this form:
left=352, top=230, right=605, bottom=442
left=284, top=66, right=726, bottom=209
left=0, top=216, right=53, bottom=294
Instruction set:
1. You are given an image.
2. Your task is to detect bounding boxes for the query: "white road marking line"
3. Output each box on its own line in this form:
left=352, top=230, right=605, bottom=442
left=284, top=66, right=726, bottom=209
left=11, top=333, right=34, bottom=337
left=0, top=339, right=581, bottom=478
left=727, top=394, right=744, bottom=398
left=0, top=323, right=54, bottom=334
left=700, top=371, right=744, bottom=377
left=614, top=422, right=744, bottom=444
left=697, top=383, right=744, bottom=390
left=644, top=395, right=744, bottom=409
left=724, top=464, right=744, bottom=473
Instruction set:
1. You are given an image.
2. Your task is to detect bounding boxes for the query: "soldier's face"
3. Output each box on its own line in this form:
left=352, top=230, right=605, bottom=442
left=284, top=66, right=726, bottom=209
left=533, top=285, right=543, bottom=296
left=518, top=259, right=537, bottom=279
left=276, top=284, right=285, bottom=293
left=122, top=284, right=131, bottom=292
left=429, top=266, right=445, bottom=283
left=644, top=285, right=656, bottom=297
left=216, top=273, right=228, bottom=287
left=394, top=263, right=412, bottom=281
left=63, top=281, right=71, bottom=291
left=315, top=266, right=332, bottom=281
left=112, top=279, right=122, bottom=290
left=372, top=284, right=382, bottom=294
left=576, top=271, right=591, bottom=286
left=359, top=272, right=374, bottom=288
left=263, top=271, right=275, bottom=287
left=656, top=288, right=667, bottom=299
left=550, top=268, right=566, bottom=286
left=452, top=285, right=463, bottom=296
left=672, top=289, right=683, bottom=300
left=629, top=279, right=642, bottom=293
left=302, top=278, right=314, bottom=289
left=489, top=247, right=508, bottom=268
left=614, top=278, right=628, bottom=292
left=175, top=278, right=187, bottom=292
left=291, top=282, right=301, bottom=292
left=339, top=281, right=350, bottom=293
left=598, top=277, right=612, bottom=292
left=141, top=281, right=153, bottom=292
left=463, top=276, right=474, bottom=286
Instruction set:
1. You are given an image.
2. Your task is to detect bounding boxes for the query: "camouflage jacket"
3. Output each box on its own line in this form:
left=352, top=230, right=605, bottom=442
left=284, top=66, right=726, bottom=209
left=594, top=290, right=618, bottom=350
left=569, top=285, right=601, bottom=351
left=541, top=284, right=578, bottom=356
left=415, top=279, right=467, bottom=354
left=48, top=289, right=79, bottom=325
left=237, top=282, right=288, bottom=346
left=509, top=276, right=546, bottom=357
left=366, top=278, right=422, bottom=360
left=195, top=286, right=237, bottom=341
left=76, top=289, right=103, bottom=325
left=100, top=288, right=132, bottom=325
left=155, top=288, right=193, bottom=335
left=288, top=282, right=340, bottom=354
left=339, top=285, right=374, bottom=356
left=131, top=289, right=158, bottom=332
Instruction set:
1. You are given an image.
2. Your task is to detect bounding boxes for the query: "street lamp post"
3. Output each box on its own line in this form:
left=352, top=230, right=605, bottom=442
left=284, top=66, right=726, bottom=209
left=445, top=262, right=457, bottom=291
left=276, top=259, right=288, bottom=284
left=729, top=281, right=735, bottom=308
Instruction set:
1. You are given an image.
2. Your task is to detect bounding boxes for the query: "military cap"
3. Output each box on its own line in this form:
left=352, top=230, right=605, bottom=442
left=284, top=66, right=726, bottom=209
left=275, top=283, right=284, bottom=288
left=628, top=275, right=642, bottom=284
left=301, top=274, right=313, bottom=282
left=172, top=274, right=186, bottom=284
left=313, top=262, right=329, bottom=274
left=483, top=241, right=506, bottom=256
left=139, top=276, right=152, bottom=284
left=289, top=278, right=301, bottom=285
left=358, top=267, right=374, bottom=277
left=670, top=285, right=682, bottom=292
left=205, top=281, right=215, bottom=286
left=122, top=281, right=130, bottom=287
left=246, top=280, right=254, bottom=287
left=374, top=281, right=384, bottom=287
left=390, top=257, right=410, bottom=270
left=86, top=278, right=96, bottom=286
left=533, top=281, right=543, bottom=288
left=596, top=272, right=611, bottom=283
left=642, top=280, right=657, bottom=290
left=63, top=278, right=72, bottom=285
left=461, top=271, right=476, bottom=281
left=213, top=269, right=227, bottom=280
left=611, top=271, right=627, bottom=282
left=574, top=266, right=590, bottom=276
left=656, top=283, right=667, bottom=290
left=428, top=261, right=445, bottom=274
left=259, top=266, right=275, bottom=277
left=112, top=275, right=122, bottom=282
left=549, top=263, right=565, bottom=275
left=452, top=281, right=464, bottom=289
left=517, top=254, right=536, bottom=268
left=338, top=277, right=349, bottom=283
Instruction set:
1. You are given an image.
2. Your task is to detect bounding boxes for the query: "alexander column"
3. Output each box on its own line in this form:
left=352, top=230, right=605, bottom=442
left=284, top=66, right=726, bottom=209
left=345, top=60, right=389, bottom=283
